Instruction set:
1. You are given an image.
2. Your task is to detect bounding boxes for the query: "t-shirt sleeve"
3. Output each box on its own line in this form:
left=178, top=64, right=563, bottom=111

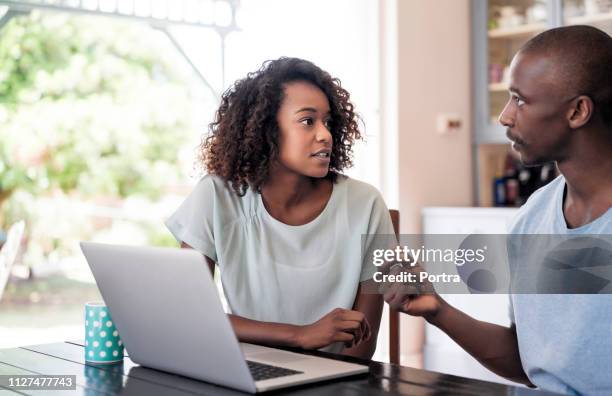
left=165, top=177, right=218, bottom=262
left=360, top=191, right=395, bottom=282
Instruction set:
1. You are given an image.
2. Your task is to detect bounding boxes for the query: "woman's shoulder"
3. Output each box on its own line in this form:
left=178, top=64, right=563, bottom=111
left=197, top=173, right=228, bottom=187
left=334, top=175, right=392, bottom=233
left=189, top=174, right=225, bottom=198
left=193, top=174, right=246, bottom=198
left=338, top=175, right=384, bottom=201
left=192, top=174, right=258, bottom=217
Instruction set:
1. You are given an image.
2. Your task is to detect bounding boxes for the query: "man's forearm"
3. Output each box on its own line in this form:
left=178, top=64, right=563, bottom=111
left=429, top=299, right=532, bottom=385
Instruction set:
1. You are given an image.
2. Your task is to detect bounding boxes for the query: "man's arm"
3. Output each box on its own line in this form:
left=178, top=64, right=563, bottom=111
left=428, top=297, right=530, bottom=385
left=385, top=287, right=532, bottom=386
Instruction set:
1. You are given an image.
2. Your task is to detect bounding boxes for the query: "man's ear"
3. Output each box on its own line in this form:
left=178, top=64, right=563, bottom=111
left=567, top=95, right=594, bottom=129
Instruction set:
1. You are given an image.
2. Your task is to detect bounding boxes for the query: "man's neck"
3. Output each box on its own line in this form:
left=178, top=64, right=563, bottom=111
left=557, top=132, right=612, bottom=227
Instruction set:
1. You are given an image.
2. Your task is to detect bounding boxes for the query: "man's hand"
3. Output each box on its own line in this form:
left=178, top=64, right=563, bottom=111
left=380, top=263, right=531, bottom=385
left=295, top=308, right=371, bottom=350
left=384, top=283, right=443, bottom=322
left=380, top=263, right=443, bottom=323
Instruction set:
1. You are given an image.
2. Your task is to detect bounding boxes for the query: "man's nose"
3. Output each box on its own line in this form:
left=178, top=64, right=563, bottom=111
left=498, top=100, right=515, bottom=127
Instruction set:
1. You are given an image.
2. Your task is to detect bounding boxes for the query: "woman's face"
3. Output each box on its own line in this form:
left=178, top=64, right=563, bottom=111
left=275, top=81, right=333, bottom=179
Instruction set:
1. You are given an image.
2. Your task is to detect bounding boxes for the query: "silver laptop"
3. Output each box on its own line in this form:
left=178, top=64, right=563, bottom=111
left=80, top=242, right=368, bottom=393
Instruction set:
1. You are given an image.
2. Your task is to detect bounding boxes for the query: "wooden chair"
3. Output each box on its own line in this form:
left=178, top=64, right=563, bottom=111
left=388, top=209, right=400, bottom=364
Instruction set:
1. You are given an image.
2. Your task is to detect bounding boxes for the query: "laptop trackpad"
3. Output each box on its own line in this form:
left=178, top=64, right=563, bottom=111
left=249, top=351, right=309, bottom=364
left=242, top=344, right=310, bottom=364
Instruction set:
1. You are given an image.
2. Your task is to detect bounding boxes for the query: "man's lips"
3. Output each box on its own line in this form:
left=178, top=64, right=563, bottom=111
left=506, top=130, right=525, bottom=146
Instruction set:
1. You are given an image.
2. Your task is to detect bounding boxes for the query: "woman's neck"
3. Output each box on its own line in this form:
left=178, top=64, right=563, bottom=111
left=260, top=170, right=333, bottom=226
left=261, top=169, right=319, bottom=210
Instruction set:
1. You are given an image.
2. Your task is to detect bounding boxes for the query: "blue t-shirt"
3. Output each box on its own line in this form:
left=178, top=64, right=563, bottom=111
left=509, top=175, right=612, bottom=395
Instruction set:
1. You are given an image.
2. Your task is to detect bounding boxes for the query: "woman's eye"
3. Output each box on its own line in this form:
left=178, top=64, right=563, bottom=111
left=300, top=118, right=314, bottom=126
left=324, top=119, right=333, bottom=130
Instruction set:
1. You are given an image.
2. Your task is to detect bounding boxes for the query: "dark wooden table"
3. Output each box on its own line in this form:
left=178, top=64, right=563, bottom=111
left=0, top=341, right=558, bottom=395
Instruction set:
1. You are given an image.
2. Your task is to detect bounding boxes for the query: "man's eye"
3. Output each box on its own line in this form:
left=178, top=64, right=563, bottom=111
left=513, top=95, right=525, bottom=107
left=300, top=118, right=314, bottom=126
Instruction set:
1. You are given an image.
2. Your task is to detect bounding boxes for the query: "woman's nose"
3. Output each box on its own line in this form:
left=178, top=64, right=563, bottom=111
left=316, top=123, right=332, bottom=143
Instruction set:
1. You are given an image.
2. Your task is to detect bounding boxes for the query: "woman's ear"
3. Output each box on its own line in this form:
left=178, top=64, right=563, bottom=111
left=567, top=95, right=594, bottom=129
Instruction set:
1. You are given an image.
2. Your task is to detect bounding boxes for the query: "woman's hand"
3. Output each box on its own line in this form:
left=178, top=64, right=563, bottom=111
left=295, top=308, right=371, bottom=350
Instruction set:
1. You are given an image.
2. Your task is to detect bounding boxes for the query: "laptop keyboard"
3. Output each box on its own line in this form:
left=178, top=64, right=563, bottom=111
left=246, top=360, right=303, bottom=381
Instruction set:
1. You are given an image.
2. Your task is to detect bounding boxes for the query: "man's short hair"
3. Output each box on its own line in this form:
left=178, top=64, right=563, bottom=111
left=520, top=25, right=612, bottom=129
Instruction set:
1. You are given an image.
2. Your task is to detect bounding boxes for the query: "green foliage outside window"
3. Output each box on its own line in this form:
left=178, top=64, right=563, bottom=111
left=0, top=11, right=207, bottom=271
left=0, top=10, right=197, bottom=227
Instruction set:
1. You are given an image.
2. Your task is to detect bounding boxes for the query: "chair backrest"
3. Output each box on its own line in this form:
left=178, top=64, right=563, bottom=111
left=388, top=210, right=400, bottom=364
left=0, top=220, right=25, bottom=301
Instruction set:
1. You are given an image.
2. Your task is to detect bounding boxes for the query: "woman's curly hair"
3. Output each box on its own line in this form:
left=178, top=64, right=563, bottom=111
left=199, top=57, right=362, bottom=196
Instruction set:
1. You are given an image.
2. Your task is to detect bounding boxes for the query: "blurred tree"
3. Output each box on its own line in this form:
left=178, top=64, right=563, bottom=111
left=0, top=11, right=197, bottom=228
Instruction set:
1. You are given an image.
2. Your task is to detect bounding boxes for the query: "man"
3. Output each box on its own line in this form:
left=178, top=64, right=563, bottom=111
left=385, top=25, right=612, bottom=395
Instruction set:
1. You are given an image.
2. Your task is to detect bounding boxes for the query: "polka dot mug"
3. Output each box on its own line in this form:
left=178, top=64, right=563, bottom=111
left=84, top=302, right=124, bottom=364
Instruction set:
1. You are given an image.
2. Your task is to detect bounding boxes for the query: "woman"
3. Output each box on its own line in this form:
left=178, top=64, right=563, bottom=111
left=166, top=57, right=394, bottom=359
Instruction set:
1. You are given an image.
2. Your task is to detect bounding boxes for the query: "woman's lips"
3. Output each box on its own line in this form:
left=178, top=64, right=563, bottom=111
left=312, top=155, right=331, bottom=163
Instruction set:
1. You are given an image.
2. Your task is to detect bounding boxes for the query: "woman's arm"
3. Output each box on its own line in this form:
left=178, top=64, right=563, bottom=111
left=340, top=283, right=383, bottom=360
left=180, top=242, right=370, bottom=350
left=229, top=309, right=368, bottom=350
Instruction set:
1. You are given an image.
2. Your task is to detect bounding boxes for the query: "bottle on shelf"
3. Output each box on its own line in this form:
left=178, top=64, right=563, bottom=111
left=516, top=161, right=558, bottom=205
left=503, top=154, right=520, bottom=206
left=489, top=152, right=520, bottom=207
left=493, top=170, right=506, bottom=207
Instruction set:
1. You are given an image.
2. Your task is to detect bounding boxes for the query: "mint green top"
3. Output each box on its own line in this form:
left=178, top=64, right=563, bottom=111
left=166, top=174, right=393, bottom=351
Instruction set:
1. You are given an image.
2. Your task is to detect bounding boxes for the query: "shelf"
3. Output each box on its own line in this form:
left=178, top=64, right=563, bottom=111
left=488, top=82, right=508, bottom=92
left=488, top=22, right=546, bottom=38
left=567, top=11, right=612, bottom=25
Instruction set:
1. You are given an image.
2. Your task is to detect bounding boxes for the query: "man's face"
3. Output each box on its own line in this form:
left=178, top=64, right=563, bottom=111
left=498, top=52, right=573, bottom=165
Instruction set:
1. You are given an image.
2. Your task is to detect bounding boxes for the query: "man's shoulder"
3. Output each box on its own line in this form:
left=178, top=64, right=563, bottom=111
left=522, top=174, right=564, bottom=208
left=510, top=175, right=565, bottom=233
